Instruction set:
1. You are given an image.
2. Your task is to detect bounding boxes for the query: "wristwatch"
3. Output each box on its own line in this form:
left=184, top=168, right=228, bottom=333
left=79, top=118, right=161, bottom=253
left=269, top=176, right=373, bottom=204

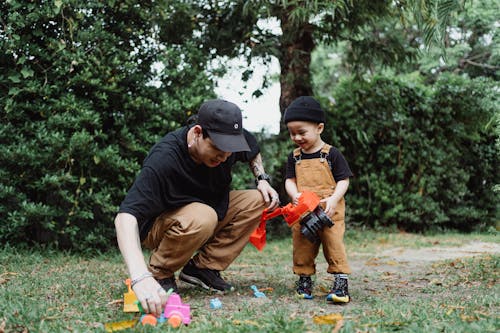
left=255, top=173, right=271, bottom=186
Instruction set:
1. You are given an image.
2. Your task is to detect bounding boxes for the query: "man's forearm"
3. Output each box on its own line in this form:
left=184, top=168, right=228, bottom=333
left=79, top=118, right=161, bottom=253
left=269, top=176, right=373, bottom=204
left=114, top=212, right=150, bottom=280
left=249, top=153, right=266, bottom=177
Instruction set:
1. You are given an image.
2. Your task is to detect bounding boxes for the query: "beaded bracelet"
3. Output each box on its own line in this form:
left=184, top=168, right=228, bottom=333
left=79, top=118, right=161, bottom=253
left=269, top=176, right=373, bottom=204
left=131, top=271, right=153, bottom=288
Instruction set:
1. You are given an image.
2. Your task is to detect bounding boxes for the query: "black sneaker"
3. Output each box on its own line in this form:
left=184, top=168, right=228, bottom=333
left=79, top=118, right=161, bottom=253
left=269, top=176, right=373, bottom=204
left=156, top=276, right=179, bottom=294
left=179, top=259, right=234, bottom=292
left=326, top=274, right=350, bottom=303
left=295, top=275, right=314, bottom=299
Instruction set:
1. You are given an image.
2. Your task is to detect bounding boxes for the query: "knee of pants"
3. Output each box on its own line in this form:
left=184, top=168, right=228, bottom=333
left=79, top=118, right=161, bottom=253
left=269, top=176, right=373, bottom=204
left=176, top=203, right=218, bottom=236
left=239, top=189, right=267, bottom=208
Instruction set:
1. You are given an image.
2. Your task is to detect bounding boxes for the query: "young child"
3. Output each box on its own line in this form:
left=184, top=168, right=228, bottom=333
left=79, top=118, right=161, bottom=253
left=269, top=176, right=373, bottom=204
left=283, top=96, right=353, bottom=303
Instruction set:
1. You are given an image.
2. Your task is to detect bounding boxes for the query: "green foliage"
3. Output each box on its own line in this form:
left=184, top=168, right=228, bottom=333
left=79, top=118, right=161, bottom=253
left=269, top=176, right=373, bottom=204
left=0, top=1, right=215, bottom=250
left=312, top=0, right=499, bottom=89
left=326, top=73, right=498, bottom=231
left=417, top=0, right=499, bottom=80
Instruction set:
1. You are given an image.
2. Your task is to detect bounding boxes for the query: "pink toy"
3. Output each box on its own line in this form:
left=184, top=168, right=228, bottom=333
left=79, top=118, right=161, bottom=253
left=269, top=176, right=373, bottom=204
left=164, top=292, right=191, bottom=327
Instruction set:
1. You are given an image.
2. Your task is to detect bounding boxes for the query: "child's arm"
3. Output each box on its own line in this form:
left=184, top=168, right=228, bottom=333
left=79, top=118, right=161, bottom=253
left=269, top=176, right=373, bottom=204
left=285, top=178, right=301, bottom=205
left=322, top=178, right=349, bottom=217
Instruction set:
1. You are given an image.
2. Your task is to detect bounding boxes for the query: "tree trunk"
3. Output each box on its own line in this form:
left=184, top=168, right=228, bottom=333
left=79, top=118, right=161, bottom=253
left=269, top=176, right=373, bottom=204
left=278, top=11, right=315, bottom=133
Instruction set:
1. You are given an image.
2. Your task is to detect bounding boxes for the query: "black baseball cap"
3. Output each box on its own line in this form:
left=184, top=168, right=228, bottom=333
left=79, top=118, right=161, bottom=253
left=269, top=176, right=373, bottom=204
left=198, top=99, right=251, bottom=152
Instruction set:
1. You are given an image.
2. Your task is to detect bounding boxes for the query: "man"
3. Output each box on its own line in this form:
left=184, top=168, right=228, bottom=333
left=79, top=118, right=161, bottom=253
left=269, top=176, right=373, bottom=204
left=114, top=99, right=279, bottom=316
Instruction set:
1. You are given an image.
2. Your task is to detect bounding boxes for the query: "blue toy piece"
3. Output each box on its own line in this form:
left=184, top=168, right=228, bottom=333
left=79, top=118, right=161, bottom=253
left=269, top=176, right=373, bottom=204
left=209, top=298, right=222, bottom=309
left=250, top=285, right=266, bottom=298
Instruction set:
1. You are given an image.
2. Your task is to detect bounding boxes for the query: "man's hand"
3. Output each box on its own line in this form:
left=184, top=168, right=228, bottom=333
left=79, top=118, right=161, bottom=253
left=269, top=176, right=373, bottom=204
left=256, top=179, right=280, bottom=210
left=132, top=275, right=169, bottom=317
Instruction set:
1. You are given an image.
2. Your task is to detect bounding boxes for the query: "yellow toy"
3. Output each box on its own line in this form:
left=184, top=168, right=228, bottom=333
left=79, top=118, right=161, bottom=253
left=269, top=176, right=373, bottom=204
left=123, top=278, right=139, bottom=312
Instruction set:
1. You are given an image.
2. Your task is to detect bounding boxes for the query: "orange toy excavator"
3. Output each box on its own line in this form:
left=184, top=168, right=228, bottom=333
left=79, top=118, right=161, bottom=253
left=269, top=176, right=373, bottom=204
left=249, top=190, right=334, bottom=250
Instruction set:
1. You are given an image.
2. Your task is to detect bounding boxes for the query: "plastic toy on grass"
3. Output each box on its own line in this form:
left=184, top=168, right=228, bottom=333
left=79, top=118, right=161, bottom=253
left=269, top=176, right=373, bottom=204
left=123, top=278, right=139, bottom=312
left=140, top=314, right=158, bottom=326
left=250, top=285, right=266, bottom=298
left=108, top=283, right=191, bottom=331
left=135, top=291, right=191, bottom=328
left=163, top=292, right=191, bottom=327
left=210, top=297, right=222, bottom=309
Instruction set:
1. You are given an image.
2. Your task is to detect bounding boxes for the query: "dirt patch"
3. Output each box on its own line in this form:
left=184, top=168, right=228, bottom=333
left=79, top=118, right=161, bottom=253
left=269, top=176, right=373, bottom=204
left=348, top=241, right=500, bottom=274
left=348, top=241, right=499, bottom=305
left=377, top=241, right=500, bottom=263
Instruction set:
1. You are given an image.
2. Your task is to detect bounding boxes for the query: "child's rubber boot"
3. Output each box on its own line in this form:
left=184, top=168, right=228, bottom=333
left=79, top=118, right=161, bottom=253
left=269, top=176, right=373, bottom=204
left=326, top=274, right=350, bottom=303
left=295, top=275, right=314, bottom=300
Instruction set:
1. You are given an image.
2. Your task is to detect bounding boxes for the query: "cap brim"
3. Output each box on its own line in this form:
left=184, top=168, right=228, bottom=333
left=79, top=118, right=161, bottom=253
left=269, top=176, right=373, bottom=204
left=207, top=130, right=251, bottom=152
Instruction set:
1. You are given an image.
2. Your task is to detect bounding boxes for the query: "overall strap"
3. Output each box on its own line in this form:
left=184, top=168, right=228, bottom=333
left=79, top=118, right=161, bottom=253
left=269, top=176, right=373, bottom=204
left=293, top=147, right=302, bottom=164
left=320, top=144, right=332, bottom=168
left=293, top=145, right=331, bottom=165
left=320, top=144, right=331, bottom=154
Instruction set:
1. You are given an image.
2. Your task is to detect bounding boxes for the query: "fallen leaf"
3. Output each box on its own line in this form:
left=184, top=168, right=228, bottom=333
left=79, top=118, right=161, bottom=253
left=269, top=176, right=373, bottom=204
left=313, top=313, right=343, bottom=325
left=104, top=319, right=138, bottom=332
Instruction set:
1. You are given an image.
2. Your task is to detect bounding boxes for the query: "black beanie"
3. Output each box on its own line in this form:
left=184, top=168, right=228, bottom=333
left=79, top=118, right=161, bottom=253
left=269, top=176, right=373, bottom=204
left=284, top=96, right=325, bottom=124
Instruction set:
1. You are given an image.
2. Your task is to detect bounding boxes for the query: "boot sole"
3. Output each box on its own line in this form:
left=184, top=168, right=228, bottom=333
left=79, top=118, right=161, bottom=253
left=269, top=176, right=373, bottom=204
left=179, top=272, right=234, bottom=292
left=295, top=292, right=314, bottom=300
left=326, top=294, right=350, bottom=303
left=179, top=272, right=211, bottom=290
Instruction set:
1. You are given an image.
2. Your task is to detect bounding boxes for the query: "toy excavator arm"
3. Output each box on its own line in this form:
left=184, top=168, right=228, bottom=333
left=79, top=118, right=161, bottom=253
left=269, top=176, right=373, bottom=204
left=249, top=207, right=284, bottom=251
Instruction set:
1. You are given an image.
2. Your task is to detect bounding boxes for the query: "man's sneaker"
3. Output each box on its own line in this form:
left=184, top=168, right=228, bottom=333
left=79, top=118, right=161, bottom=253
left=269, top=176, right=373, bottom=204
left=156, top=276, right=179, bottom=294
left=295, top=275, right=314, bottom=299
left=326, top=274, right=350, bottom=303
left=179, top=259, right=234, bottom=292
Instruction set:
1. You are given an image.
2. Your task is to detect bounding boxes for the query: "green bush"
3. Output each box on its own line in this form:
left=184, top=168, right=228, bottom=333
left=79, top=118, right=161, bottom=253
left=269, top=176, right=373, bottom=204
left=326, top=73, right=498, bottom=231
left=0, top=1, right=214, bottom=250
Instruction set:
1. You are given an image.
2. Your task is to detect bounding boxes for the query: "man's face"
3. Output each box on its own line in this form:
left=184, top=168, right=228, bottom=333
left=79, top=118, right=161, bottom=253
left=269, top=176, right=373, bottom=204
left=197, top=136, right=232, bottom=167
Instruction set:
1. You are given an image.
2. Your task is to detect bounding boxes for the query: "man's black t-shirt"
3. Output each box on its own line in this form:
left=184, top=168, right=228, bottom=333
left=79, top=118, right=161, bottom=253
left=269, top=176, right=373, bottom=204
left=285, top=146, right=353, bottom=182
left=119, top=126, right=260, bottom=240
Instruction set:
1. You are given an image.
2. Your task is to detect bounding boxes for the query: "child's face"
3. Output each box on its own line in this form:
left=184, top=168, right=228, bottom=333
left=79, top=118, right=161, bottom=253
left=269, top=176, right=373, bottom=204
left=287, top=121, right=324, bottom=151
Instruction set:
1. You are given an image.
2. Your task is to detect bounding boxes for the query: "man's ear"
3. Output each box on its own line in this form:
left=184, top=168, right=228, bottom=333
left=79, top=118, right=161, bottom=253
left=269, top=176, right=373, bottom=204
left=193, top=125, right=203, bottom=136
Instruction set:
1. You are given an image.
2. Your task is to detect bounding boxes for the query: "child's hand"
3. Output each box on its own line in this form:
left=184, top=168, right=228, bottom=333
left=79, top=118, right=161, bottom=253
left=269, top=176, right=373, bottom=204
left=292, top=192, right=302, bottom=205
left=321, top=196, right=338, bottom=218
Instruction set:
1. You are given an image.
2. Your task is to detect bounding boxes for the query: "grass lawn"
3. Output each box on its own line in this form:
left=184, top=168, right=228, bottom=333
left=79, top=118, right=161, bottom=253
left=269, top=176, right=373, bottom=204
left=0, top=229, right=498, bottom=332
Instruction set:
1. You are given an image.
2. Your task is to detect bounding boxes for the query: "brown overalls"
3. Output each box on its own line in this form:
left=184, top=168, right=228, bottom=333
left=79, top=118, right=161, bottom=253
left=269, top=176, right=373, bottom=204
left=292, top=144, right=351, bottom=275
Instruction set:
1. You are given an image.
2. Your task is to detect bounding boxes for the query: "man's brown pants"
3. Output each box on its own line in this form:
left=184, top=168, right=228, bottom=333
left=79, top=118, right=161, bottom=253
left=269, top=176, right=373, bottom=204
left=143, top=190, right=265, bottom=279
